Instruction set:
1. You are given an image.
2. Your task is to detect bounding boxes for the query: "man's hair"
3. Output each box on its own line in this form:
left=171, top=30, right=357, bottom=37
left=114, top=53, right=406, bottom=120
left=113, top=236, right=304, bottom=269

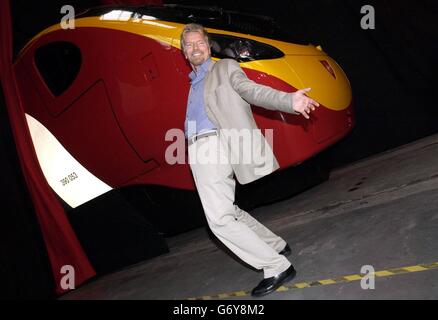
left=180, top=23, right=210, bottom=51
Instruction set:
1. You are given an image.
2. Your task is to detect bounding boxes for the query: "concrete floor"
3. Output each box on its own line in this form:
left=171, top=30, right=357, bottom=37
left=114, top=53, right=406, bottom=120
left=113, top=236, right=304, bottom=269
left=61, top=133, right=438, bottom=300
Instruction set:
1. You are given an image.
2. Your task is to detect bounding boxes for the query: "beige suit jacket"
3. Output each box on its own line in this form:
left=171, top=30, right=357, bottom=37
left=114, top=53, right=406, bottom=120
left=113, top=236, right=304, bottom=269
left=202, top=58, right=298, bottom=184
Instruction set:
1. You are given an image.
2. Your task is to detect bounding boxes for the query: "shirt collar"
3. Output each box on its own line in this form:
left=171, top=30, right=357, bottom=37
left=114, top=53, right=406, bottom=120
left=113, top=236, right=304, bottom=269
left=189, top=58, right=212, bottom=82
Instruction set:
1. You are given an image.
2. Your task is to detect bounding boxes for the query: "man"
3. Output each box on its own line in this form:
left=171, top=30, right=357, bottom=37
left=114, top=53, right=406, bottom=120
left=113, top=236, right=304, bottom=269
left=181, top=23, right=319, bottom=297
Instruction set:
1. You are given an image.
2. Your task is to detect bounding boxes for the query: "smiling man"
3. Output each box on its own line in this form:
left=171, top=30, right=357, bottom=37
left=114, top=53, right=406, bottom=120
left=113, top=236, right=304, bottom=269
left=180, top=23, right=319, bottom=297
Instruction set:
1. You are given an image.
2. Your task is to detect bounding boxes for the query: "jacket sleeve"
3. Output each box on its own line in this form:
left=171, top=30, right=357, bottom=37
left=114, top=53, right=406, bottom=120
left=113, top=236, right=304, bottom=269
left=227, top=59, right=299, bottom=114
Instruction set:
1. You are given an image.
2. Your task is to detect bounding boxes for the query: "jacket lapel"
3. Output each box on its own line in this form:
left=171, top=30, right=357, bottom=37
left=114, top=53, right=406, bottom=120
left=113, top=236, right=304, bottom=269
left=203, top=60, right=218, bottom=126
left=203, top=60, right=216, bottom=100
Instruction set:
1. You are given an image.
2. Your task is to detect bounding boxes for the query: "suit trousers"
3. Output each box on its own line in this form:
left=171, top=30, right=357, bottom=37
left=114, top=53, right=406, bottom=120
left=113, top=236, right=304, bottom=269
left=188, top=133, right=291, bottom=278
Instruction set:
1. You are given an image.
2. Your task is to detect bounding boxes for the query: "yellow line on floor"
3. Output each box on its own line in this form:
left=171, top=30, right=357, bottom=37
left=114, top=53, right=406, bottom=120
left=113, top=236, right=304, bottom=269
left=186, top=261, right=438, bottom=300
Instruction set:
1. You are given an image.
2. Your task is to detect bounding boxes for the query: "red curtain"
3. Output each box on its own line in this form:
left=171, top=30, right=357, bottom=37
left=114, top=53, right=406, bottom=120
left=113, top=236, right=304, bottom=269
left=0, top=0, right=95, bottom=295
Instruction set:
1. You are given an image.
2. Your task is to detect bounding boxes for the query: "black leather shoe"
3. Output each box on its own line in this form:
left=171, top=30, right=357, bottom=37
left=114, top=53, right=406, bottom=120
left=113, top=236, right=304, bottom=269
left=251, top=265, right=297, bottom=297
left=279, top=244, right=291, bottom=256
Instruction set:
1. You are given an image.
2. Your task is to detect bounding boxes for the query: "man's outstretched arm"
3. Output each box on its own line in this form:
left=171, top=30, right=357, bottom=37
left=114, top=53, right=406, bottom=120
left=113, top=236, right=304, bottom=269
left=228, top=59, right=319, bottom=119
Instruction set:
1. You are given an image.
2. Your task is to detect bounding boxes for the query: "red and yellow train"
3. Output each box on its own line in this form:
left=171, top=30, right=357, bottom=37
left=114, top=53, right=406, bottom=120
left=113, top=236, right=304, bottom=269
left=14, top=5, right=354, bottom=234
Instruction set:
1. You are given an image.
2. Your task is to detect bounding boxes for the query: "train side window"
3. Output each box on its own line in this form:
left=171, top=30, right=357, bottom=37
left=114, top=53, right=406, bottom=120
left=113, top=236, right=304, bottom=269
left=34, top=41, right=82, bottom=97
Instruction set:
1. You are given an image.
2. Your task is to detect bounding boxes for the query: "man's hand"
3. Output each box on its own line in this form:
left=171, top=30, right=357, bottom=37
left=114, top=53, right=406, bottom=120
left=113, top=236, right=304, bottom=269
left=292, top=88, right=320, bottom=119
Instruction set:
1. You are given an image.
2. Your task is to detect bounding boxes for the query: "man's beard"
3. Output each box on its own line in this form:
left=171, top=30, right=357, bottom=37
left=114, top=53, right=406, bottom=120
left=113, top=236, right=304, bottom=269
left=190, top=51, right=206, bottom=66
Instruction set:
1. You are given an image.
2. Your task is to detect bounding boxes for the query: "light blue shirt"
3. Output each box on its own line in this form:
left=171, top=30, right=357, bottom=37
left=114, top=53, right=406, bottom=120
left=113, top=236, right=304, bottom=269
left=184, top=58, right=216, bottom=139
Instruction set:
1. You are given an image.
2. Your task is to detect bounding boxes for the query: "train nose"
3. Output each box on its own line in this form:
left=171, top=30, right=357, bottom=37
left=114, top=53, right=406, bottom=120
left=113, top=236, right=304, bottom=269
left=279, top=47, right=354, bottom=144
left=283, top=52, right=352, bottom=111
